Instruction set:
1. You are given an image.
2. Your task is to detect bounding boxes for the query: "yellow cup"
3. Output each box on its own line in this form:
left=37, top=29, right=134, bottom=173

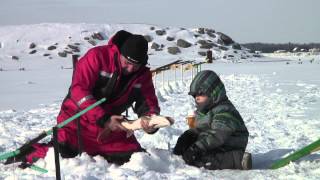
left=186, top=115, right=196, bottom=128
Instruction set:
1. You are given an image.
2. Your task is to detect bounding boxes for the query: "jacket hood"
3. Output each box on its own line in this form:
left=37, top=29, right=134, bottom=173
left=189, top=70, right=227, bottom=111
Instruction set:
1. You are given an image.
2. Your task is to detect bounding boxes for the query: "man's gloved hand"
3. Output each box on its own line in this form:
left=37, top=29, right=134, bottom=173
left=97, top=115, right=131, bottom=143
left=140, top=116, right=158, bottom=134
left=173, top=129, right=198, bottom=155
left=104, top=115, right=127, bottom=131
left=182, top=144, right=202, bottom=165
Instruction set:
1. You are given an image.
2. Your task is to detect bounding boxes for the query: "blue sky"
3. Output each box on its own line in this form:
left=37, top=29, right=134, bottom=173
left=0, top=0, right=319, bottom=43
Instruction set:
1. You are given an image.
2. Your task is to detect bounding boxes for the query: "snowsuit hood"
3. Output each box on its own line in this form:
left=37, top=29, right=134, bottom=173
left=189, top=70, right=227, bottom=113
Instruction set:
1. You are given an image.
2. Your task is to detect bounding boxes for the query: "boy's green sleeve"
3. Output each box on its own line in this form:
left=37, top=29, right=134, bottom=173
left=194, top=113, right=237, bottom=151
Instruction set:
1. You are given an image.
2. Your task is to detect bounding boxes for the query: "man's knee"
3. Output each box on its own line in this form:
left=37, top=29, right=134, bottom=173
left=59, top=143, right=79, bottom=158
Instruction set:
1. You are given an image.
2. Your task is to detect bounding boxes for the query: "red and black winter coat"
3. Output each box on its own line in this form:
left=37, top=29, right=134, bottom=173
left=56, top=31, right=160, bottom=152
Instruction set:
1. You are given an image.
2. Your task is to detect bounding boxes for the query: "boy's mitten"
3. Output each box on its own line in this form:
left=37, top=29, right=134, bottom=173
left=173, top=129, right=198, bottom=155
left=182, top=144, right=202, bottom=165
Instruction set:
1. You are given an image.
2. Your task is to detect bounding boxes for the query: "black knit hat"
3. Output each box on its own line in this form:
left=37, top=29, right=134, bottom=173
left=112, top=30, right=133, bottom=49
left=120, top=35, right=148, bottom=65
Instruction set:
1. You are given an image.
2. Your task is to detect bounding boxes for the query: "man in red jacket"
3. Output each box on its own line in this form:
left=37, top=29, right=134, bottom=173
left=9, top=30, right=160, bottom=165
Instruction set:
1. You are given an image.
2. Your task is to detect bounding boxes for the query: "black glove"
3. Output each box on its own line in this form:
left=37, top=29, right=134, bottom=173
left=182, top=144, right=202, bottom=165
left=173, top=129, right=198, bottom=155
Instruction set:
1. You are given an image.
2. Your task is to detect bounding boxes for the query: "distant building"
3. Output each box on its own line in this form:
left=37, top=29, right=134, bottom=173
left=274, top=50, right=287, bottom=53
left=292, top=47, right=299, bottom=52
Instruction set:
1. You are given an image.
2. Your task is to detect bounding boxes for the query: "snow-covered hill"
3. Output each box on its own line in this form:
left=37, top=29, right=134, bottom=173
left=0, top=23, right=255, bottom=110
left=0, top=23, right=252, bottom=67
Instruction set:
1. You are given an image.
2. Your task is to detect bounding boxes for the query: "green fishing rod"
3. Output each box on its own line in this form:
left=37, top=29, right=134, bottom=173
left=271, top=138, right=320, bottom=169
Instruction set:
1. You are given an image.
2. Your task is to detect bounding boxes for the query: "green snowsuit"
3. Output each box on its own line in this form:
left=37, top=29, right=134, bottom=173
left=174, top=70, right=249, bottom=170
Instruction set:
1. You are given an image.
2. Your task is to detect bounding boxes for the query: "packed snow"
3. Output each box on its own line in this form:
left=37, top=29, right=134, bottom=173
left=0, top=23, right=320, bottom=179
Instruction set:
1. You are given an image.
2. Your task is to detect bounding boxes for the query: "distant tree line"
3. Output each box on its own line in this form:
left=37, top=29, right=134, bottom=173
left=241, top=43, right=320, bottom=53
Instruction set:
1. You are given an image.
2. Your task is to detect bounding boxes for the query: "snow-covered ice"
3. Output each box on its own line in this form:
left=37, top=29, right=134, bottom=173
left=0, top=23, right=320, bottom=179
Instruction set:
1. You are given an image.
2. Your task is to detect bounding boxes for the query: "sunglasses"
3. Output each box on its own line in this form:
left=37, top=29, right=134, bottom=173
left=121, top=55, right=142, bottom=69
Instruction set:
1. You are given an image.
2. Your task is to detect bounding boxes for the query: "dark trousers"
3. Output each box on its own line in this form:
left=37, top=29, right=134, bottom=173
left=195, top=149, right=244, bottom=170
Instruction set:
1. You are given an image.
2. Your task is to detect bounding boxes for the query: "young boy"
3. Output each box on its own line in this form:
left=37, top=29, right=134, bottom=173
left=173, top=70, right=251, bottom=170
